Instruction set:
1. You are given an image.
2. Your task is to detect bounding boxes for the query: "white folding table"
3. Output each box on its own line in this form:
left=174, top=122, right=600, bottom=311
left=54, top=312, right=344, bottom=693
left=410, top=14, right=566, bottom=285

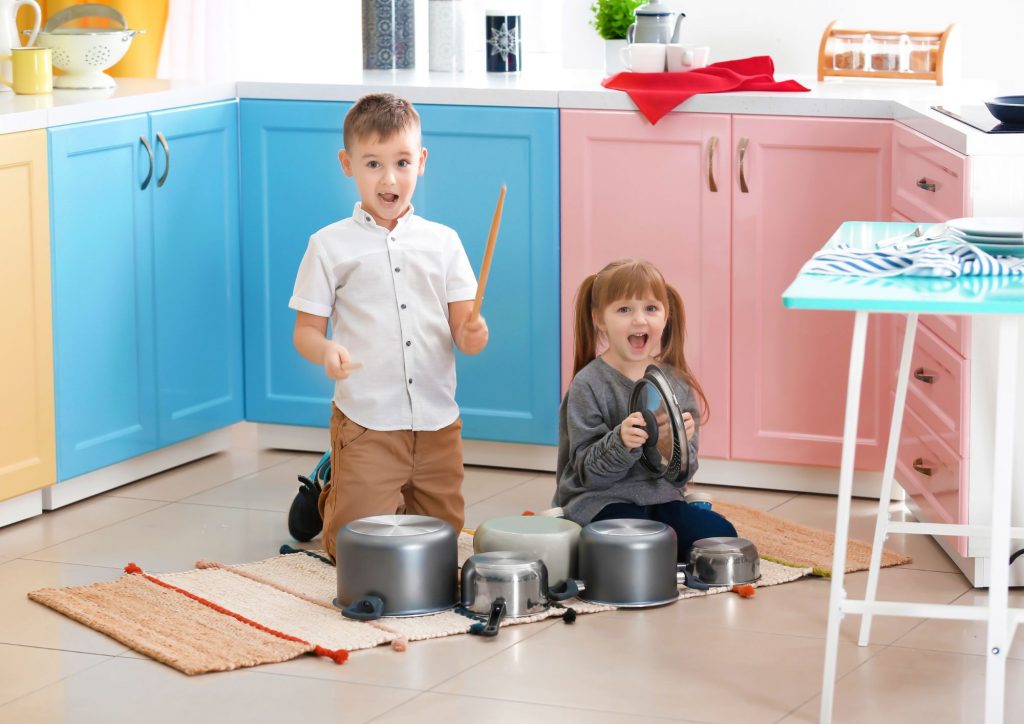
left=782, top=221, right=1024, bottom=724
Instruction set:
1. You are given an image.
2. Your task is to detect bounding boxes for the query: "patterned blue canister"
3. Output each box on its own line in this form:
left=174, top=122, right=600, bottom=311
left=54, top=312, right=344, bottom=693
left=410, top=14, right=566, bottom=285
left=363, top=0, right=415, bottom=70
left=485, top=13, right=521, bottom=73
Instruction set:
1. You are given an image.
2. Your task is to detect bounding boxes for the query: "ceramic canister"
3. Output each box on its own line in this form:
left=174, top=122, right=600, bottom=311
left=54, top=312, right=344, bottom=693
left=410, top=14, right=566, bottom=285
left=428, top=0, right=465, bottom=72
left=485, top=11, right=520, bottom=73
left=362, top=0, right=415, bottom=70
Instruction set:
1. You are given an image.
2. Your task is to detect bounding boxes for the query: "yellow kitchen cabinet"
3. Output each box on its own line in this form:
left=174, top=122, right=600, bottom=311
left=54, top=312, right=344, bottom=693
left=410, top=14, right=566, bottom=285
left=0, top=129, right=55, bottom=504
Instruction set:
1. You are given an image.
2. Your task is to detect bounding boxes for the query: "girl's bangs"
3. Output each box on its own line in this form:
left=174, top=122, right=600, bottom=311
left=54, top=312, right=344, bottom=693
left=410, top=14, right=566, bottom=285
left=598, top=262, right=668, bottom=307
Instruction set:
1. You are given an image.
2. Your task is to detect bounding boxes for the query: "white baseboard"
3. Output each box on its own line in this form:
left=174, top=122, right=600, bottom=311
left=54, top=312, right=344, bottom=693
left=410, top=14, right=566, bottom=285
left=42, top=429, right=232, bottom=510
left=0, top=489, right=43, bottom=527
left=695, top=458, right=905, bottom=501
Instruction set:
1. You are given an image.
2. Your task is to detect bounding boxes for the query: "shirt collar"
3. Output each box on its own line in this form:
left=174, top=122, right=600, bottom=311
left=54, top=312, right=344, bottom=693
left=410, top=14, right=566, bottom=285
left=352, top=202, right=416, bottom=233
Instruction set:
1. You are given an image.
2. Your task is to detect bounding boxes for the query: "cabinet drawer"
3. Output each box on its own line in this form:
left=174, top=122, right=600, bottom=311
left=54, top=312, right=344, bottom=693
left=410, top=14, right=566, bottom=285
left=895, top=317, right=967, bottom=455
left=896, top=404, right=966, bottom=556
left=892, top=124, right=968, bottom=223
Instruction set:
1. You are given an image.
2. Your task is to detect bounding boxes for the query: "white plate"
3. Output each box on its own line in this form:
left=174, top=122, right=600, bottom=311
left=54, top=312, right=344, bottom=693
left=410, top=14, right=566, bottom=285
left=972, top=242, right=1024, bottom=257
left=948, top=228, right=1024, bottom=245
left=946, top=217, right=1024, bottom=238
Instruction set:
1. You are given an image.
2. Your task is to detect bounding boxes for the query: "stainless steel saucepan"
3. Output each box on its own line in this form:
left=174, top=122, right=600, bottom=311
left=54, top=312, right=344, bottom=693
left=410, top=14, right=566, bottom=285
left=686, top=536, right=761, bottom=587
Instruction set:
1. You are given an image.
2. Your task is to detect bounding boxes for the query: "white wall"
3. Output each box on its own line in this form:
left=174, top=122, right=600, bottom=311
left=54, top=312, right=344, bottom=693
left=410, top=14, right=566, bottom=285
left=226, top=0, right=1019, bottom=91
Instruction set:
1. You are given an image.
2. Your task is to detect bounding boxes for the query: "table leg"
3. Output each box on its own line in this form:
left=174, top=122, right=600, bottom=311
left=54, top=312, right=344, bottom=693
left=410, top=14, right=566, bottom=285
left=984, top=315, right=1017, bottom=723
left=859, top=312, right=918, bottom=646
left=820, top=310, right=869, bottom=724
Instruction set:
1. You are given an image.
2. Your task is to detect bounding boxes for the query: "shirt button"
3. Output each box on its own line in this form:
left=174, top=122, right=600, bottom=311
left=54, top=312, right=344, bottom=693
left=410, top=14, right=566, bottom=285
left=394, top=266, right=401, bottom=272
left=408, top=378, right=413, bottom=384
left=400, top=303, right=407, bottom=310
left=406, top=340, right=412, bottom=346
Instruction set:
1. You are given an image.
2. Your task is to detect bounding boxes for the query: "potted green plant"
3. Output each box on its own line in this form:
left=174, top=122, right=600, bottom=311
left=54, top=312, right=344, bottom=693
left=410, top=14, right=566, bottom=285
left=590, top=0, right=643, bottom=73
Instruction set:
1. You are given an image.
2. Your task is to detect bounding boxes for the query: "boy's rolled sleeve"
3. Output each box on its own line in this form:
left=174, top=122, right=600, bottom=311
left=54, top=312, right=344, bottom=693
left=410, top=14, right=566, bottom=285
left=445, top=230, right=478, bottom=303
left=289, top=234, right=335, bottom=318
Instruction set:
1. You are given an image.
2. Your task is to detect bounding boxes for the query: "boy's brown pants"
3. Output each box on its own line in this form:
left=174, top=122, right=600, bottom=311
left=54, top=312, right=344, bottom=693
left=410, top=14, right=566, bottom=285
left=318, top=405, right=465, bottom=560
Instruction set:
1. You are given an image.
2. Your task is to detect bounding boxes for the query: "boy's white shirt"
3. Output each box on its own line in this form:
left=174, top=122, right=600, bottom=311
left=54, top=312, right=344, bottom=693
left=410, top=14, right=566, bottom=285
left=289, top=202, right=477, bottom=431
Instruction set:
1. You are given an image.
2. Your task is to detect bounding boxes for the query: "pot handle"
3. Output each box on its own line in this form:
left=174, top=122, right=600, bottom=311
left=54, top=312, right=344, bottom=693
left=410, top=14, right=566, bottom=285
left=676, top=564, right=710, bottom=591
left=340, top=594, right=385, bottom=621
left=547, top=578, right=582, bottom=601
left=472, top=597, right=507, bottom=637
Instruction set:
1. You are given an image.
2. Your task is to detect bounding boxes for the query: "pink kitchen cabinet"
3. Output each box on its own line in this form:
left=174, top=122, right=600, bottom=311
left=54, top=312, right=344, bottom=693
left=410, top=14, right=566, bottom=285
left=731, top=116, right=894, bottom=469
left=560, top=109, right=732, bottom=458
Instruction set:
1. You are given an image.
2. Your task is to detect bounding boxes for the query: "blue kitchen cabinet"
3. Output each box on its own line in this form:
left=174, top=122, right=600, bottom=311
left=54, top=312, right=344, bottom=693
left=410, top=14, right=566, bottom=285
left=49, top=101, right=243, bottom=479
left=240, top=100, right=560, bottom=444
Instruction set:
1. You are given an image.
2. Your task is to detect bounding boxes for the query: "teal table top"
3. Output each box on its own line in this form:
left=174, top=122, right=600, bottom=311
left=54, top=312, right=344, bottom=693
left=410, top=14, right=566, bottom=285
left=782, top=221, right=1024, bottom=314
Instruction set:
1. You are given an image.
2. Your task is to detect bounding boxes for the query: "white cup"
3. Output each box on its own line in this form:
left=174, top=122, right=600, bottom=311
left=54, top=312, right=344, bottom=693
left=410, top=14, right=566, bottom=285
left=619, top=43, right=666, bottom=73
left=666, top=45, right=710, bottom=72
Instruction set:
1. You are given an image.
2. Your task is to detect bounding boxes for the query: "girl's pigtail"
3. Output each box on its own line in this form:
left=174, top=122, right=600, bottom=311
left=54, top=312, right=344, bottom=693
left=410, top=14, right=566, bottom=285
left=572, top=274, right=599, bottom=378
left=662, top=283, right=710, bottom=425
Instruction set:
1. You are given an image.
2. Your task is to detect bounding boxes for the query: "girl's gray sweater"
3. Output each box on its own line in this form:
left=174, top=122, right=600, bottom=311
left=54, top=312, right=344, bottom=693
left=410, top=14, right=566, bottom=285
left=554, top=357, right=700, bottom=525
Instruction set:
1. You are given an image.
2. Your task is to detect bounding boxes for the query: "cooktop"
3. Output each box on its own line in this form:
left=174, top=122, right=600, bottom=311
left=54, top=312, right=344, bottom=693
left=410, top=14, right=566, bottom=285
left=931, top=105, right=1024, bottom=134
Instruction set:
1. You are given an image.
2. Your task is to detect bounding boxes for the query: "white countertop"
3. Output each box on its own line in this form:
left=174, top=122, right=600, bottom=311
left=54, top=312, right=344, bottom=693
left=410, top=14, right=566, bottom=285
left=1, top=70, right=1019, bottom=156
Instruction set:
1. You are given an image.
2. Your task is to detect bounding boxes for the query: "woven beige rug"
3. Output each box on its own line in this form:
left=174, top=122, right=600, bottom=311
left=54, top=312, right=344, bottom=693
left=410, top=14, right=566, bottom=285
left=716, top=501, right=912, bottom=576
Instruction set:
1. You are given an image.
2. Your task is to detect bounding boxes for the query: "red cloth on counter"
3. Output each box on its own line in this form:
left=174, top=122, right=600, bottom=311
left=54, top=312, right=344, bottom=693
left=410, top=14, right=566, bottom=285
left=602, top=56, right=810, bottom=124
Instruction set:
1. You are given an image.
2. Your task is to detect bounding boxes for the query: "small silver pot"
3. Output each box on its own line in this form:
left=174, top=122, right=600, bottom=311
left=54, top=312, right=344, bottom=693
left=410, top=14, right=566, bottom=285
left=461, top=551, right=578, bottom=637
left=577, top=519, right=680, bottom=607
left=335, top=515, right=457, bottom=620
left=687, top=537, right=761, bottom=586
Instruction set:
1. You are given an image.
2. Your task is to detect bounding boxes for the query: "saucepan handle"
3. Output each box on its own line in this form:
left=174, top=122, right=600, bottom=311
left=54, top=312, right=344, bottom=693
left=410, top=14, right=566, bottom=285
left=474, top=597, right=507, bottom=637
left=676, top=564, right=709, bottom=591
left=340, top=594, right=385, bottom=621
left=547, top=578, right=581, bottom=601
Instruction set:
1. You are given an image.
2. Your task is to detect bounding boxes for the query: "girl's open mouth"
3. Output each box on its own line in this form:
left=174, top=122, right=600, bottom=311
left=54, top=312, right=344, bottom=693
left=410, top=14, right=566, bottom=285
left=628, top=333, right=648, bottom=351
left=379, top=192, right=399, bottom=204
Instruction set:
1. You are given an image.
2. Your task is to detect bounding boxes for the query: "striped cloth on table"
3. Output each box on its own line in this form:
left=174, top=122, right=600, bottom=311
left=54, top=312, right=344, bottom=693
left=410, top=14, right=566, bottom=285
left=803, top=242, right=1024, bottom=278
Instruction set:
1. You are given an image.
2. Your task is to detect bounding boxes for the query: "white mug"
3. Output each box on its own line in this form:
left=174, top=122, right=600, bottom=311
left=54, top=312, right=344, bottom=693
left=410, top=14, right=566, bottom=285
left=666, top=45, right=710, bottom=72
left=619, top=43, right=666, bottom=73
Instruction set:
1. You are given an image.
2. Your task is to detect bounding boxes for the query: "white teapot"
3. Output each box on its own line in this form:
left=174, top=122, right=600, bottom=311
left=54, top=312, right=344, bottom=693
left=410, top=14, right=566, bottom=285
left=627, top=0, right=685, bottom=45
left=0, top=0, right=40, bottom=92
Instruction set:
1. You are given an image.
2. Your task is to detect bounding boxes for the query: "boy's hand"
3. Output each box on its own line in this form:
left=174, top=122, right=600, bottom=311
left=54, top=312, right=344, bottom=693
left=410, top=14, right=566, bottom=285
left=682, top=411, right=696, bottom=441
left=456, top=315, right=489, bottom=355
left=322, top=342, right=354, bottom=380
left=620, top=412, right=649, bottom=450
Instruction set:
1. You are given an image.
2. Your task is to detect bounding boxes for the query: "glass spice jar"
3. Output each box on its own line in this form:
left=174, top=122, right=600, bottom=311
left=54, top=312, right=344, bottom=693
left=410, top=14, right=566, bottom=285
left=832, top=33, right=866, bottom=71
left=910, top=34, right=941, bottom=73
left=870, top=33, right=901, bottom=72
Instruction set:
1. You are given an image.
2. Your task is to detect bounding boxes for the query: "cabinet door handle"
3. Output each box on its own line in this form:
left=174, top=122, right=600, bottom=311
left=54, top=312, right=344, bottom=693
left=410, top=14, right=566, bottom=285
left=916, top=177, right=936, bottom=192
left=707, top=136, right=718, bottom=192
left=738, top=137, right=749, bottom=193
left=912, top=458, right=934, bottom=476
left=913, top=367, right=935, bottom=384
left=156, top=132, right=171, bottom=188
left=139, top=135, right=154, bottom=190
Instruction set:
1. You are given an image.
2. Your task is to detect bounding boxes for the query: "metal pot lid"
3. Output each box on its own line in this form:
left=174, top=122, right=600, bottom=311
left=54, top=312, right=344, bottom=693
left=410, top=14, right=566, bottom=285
left=345, top=514, right=447, bottom=537
left=634, top=0, right=672, bottom=16
left=690, top=536, right=758, bottom=556
left=469, top=550, right=542, bottom=567
left=627, top=364, right=689, bottom=481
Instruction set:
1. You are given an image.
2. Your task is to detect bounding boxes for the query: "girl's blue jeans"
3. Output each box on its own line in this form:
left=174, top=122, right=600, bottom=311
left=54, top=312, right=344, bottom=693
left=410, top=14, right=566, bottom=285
left=591, top=500, right=738, bottom=562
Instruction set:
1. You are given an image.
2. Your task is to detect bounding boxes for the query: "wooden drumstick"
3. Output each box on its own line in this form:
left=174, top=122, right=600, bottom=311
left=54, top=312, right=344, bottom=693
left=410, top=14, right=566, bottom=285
left=470, top=184, right=506, bottom=321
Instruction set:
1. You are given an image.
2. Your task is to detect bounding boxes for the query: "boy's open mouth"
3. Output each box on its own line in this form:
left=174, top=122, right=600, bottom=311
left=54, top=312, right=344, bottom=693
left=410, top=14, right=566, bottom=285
left=628, top=333, right=648, bottom=351
left=379, top=192, right=399, bottom=204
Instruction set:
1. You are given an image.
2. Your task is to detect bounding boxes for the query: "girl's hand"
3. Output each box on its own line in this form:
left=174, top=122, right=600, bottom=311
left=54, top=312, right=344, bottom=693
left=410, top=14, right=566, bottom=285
left=323, top=342, right=353, bottom=380
left=620, top=412, right=649, bottom=450
left=682, top=411, right=696, bottom=441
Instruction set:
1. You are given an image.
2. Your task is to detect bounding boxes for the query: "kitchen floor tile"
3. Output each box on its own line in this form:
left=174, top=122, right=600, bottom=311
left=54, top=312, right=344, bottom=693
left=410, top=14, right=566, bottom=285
left=180, top=453, right=322, bottom=512
left=461, top=466, right=545, bottom=507
left=0, top=496, right=166, bottom=566
left=0, top=643, right=109, bottom=707
left=104, top=448, right=296, bottom=503
left=890, top=585, right=1024, bottom=660
left=0, top=656, right=419, bottom=724
left=257, top=617, right=558, bottom=690
left=780, top=645, right=1024, bottom=723
left=694, top=482, right=800, bottom=511
left=771, top=492, right=962, bottom=575
left=464, top=475, right=557, bottom=529
left=24, top=503, right=290, bottom=573
left=372, top=692, right=693, bottom=723
left=434, top=607, right=881, bottom=723
left=0, top=559, right=127, bottom=655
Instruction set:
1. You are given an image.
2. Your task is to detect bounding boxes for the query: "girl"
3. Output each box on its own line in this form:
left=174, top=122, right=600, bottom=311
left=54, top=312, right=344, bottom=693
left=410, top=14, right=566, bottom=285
left=554, top=259, right=737, bottom=561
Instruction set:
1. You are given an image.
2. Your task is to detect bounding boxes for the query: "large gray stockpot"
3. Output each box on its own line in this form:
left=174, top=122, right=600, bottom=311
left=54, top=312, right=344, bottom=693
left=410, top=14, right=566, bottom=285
left=577, top=519, right=680, bottom=607
left=335, top=515, right=457, bottom=620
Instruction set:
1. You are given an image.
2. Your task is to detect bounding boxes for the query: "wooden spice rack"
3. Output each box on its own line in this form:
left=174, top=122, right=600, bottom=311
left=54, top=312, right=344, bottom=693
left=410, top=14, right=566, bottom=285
left=817, top=21, right=956, bottom=85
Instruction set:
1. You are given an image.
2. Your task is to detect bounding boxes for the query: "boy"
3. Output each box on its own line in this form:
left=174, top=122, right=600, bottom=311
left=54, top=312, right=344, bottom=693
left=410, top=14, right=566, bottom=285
left=287, top=93, right=489, bottom=559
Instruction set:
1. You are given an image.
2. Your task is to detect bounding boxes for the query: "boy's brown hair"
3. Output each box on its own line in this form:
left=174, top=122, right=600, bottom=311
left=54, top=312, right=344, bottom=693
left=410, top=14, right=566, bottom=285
left=343, top=93, right=421, bottom=150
